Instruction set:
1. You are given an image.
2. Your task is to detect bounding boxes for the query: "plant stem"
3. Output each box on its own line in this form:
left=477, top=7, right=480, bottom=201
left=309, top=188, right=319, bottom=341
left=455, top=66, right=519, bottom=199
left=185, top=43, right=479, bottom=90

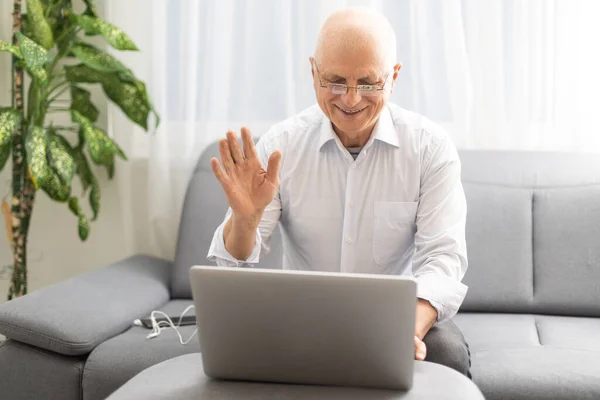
left=47, top=108, right=71, bottom=115
left=51, top=126, right=78, bottom=132
left=54, top=25, right=76, bottom=46
left=47, top=79, right=68, bottom=95
left=48, top=72, right=66, bottom=86
left=47, top=84, right=70, bottom=104
left=9, top=0, right=27, bottom=301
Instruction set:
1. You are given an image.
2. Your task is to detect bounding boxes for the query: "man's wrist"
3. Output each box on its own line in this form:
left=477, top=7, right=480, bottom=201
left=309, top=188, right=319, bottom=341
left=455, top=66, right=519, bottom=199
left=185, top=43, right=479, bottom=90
left=231, top=210, right=263, bottom=232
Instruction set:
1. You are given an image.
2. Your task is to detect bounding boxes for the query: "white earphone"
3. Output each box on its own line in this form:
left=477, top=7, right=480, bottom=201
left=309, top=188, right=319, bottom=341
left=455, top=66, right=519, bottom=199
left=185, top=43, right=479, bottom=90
left=133, top=305, right=198, bottom=345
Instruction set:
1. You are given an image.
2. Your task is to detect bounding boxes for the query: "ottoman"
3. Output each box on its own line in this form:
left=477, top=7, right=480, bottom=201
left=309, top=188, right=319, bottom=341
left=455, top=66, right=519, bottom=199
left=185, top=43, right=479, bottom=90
left=106, top=353, right=485, bottom=399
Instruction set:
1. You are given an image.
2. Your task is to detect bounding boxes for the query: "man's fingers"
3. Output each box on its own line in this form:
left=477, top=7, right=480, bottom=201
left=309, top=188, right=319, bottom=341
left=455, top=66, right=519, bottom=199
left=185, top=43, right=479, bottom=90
left=266, top=150, right=282, bottom=185
left=210, top=157, right=228, bottom=185
left=219, top=139, right=235, bottom=173
left=415, top=336, right=427, bottom=361
left=226, top=131, right=244, bottom=164
left=241, top=127, right=258, bottom=160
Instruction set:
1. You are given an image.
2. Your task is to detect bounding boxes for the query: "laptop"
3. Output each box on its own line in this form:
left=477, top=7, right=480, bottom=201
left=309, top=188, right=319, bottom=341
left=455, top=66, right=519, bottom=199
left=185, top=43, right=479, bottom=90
left=189, top=265, right=417, bottom=390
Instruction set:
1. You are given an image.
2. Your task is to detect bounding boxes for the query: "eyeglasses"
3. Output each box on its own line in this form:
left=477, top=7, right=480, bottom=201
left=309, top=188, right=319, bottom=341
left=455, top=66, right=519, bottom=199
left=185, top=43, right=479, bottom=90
left=312, top=59, right=391, bottom=97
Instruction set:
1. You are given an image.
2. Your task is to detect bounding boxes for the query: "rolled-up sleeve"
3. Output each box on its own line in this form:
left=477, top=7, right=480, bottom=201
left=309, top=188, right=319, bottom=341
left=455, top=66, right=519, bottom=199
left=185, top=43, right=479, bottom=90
left=413, top=134, right=468, bottom=322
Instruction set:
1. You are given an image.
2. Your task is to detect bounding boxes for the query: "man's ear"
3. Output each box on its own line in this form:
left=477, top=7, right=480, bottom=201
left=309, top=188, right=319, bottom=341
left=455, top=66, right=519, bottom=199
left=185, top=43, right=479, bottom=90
left=309, top=57, right=315, bottom=78
left=391, top=62, right=403, bottom=91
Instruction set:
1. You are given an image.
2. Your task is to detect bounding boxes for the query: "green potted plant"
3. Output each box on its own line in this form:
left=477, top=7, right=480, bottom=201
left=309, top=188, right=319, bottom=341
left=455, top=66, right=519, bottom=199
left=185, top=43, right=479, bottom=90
left=0, top=0, right=158, bottom=300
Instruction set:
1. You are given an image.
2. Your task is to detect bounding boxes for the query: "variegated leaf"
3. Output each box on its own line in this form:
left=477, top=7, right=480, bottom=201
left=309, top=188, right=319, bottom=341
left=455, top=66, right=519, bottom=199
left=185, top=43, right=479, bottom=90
left=15, top=32, right=49, bottom=67
left=65, top=63, right=106, bottom=84
left=68, top=197, right=90, bottom=240
left=0, top=108, right=20, bottom=172
left=28, top=65, right=49, bottom=83
left=42, top=1, right=69, bottom=39
left=70, top=86, right=99, bottom=122
left=72, top=111, right=127, bottom=166
left=0, top=138, right=10, bottom=172
left=21, top=14, right=35, bottom=40
left=48, top=133, right=76, bottom=185
left=74, top=150, right=93, bottom=192
left=26, top=0, right=55, bottom=49
left=0, top=108, right=21, bottom=146
left=41, top=170, right=70, bottom=202
left=83, top=0, right=98, bottom=17
left=25, top=126, right=50, bottom=189
left=89, top=178, right=100, bottom=220
left=65, top=65, right=154, bottom=130
left=74, top=145, right=102, bottom=218
left=102, top=74, right=151, bottom=130
left=73, top=15, right=138, bottom=51
left=0, top=40, right=23, bottom=58
left=15, top=32, right=49, bottom=83
left=71, top=42, right=128, bottom=73
left=25, top=127, right=72, bottom=202
left=105, top=156, right=115, bottom=179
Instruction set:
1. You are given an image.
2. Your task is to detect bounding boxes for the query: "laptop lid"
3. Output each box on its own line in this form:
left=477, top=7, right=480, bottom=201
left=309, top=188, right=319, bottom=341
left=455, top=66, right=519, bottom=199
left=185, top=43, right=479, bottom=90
left=189, top=266, right=417, bottom=390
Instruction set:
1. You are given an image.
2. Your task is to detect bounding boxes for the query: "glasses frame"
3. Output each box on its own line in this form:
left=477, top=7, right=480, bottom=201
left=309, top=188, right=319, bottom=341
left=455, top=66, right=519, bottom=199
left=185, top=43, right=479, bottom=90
left=312, top=59, right=392, bottom=96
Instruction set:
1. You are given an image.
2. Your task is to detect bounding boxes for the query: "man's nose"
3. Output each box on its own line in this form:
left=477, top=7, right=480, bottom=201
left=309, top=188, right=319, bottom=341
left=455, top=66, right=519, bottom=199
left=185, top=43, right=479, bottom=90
left=341, top=88, right=362, bottom=108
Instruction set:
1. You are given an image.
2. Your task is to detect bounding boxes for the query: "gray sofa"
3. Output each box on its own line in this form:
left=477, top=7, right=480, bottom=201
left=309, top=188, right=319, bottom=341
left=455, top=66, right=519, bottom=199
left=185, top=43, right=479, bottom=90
left=1, top=141, right=599, bottom=400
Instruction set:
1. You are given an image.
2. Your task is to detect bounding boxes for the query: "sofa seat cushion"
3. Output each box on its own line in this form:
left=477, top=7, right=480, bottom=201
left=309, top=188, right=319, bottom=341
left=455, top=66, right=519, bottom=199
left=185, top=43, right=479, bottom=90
left=82, top=300, right=200, bottom=400
left=454, top=313, right=600, bottom=400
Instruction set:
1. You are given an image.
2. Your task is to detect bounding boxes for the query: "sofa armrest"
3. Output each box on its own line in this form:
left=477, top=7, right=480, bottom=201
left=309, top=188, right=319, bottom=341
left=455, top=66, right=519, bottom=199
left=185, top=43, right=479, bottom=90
left=0, top=255, right=171, bottom=356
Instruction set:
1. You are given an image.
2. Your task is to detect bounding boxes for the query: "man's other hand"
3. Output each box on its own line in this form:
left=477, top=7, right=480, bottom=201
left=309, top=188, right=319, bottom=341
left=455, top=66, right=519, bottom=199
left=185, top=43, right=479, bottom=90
left=415, top=335, right=427, bottom=360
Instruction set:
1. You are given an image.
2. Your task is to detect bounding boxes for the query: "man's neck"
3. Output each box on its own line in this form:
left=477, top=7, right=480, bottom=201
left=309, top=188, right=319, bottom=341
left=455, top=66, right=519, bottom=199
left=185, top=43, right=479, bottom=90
left=332, top=124, right=375, bottom=148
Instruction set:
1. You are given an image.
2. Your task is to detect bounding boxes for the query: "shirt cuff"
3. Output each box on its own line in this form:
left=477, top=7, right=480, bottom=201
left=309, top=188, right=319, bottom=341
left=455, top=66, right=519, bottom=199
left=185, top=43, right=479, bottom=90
left=415, top=274, right=468, bottom=322
left=206, top=221, right=262, bottom=267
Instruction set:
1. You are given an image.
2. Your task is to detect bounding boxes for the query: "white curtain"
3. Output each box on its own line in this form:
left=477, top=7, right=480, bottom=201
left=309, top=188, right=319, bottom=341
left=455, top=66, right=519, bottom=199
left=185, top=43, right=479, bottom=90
left=105, top=0, right=600, bottom=260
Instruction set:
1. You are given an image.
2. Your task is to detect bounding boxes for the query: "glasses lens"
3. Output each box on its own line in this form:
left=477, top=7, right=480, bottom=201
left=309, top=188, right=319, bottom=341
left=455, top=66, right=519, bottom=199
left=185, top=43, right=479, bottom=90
left=358, top=88, right=377, bottom=96
left=329, top=84, right=347, bottom=95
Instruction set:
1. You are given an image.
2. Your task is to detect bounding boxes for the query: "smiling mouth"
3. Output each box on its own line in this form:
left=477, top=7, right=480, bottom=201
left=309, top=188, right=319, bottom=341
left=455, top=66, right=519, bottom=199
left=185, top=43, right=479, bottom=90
left=335, top=105, right=367, bottom=116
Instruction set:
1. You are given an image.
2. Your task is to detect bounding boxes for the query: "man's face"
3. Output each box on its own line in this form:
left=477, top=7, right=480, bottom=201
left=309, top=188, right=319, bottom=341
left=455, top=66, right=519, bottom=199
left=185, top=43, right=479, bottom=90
left=311, top=49, right=400, bottom=140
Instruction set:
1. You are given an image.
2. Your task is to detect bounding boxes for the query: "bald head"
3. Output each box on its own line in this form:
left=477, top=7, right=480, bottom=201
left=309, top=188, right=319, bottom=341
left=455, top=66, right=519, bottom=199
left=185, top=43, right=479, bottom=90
left=314, top=8, right=397, bottom=72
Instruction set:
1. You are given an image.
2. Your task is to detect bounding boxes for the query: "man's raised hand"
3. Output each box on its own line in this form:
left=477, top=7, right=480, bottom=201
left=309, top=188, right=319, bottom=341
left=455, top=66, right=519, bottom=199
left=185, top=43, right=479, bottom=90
left=210, top=127, right=282, bottom=220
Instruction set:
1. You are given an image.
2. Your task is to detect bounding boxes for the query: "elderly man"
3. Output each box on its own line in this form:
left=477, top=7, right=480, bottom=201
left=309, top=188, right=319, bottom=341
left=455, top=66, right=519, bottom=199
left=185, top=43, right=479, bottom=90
left=207, top=8, right=471, bottom=377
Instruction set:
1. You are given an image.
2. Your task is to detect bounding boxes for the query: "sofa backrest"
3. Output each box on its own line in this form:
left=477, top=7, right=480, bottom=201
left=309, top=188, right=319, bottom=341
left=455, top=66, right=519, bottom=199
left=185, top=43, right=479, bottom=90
left=459, top=150, right=600, bottom=317
left=171, top=140, right=283, bottom=299
left=173, top=143, right=600, bottom=318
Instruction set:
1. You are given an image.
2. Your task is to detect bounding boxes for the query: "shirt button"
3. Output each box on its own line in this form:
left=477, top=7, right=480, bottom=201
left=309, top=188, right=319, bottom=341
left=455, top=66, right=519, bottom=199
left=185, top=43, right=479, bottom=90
left=346, top=237, right=353, bottom=244
left=349, top=201, right=354, bottom=207
left=351, top=164, right=357, bottom=169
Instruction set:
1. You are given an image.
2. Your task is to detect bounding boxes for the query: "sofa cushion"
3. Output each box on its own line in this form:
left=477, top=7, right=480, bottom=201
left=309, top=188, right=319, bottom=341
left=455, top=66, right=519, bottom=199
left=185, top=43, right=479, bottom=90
left=82, top=300, right=200, bottom=400
left=458, top=150, right=600, bottom=187
left=460, top=183, right=534, bottom=312
left=0, top=255, right=171, bottom=356
left=453, top=313, right=540, bottom=352
left=454, top=313, right=600, bottom=400
left=0, top=339, right=85, bottom=400
left=532, top=185, right=600, bottom=317
left=458, top=151, right=600, bottom=315
left=172, top=140, right=284, bottom=299
left=535, top=315, right=600, bottom=351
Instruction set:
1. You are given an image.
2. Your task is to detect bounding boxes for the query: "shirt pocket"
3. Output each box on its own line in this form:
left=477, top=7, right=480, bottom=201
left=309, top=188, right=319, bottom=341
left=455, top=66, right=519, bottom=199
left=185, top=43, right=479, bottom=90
left=373, top=201, right=418, bottom=266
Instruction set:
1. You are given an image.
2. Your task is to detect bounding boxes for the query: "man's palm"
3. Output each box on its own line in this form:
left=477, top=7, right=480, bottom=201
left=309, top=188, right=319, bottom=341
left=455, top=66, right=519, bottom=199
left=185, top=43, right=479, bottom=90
left=211, top=128, right=282, bottom=219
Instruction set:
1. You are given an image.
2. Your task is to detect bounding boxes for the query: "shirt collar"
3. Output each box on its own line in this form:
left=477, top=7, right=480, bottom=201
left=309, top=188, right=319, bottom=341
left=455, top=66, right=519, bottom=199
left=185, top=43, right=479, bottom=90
left=318, top=106, right=399, bottom=150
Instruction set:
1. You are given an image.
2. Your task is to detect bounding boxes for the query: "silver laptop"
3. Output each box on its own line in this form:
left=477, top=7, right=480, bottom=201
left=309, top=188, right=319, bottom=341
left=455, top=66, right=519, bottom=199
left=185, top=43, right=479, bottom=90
left=189, top=265, right=417, bottom=390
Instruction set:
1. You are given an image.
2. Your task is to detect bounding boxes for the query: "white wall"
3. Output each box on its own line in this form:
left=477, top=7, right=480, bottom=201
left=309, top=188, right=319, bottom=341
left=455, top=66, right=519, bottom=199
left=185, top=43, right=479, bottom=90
left=0, top=0, right=133, bottom=302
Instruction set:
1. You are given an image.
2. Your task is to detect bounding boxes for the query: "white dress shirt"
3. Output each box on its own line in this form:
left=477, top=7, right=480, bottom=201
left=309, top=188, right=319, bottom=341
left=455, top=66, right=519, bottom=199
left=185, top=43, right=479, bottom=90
left=207, top=103, right=468, bottom=322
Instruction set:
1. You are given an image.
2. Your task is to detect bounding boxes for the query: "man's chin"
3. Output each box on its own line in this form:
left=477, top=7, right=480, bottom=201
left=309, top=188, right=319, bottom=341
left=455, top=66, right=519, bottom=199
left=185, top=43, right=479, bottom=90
left=332, top=119, right=368, bottom=135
